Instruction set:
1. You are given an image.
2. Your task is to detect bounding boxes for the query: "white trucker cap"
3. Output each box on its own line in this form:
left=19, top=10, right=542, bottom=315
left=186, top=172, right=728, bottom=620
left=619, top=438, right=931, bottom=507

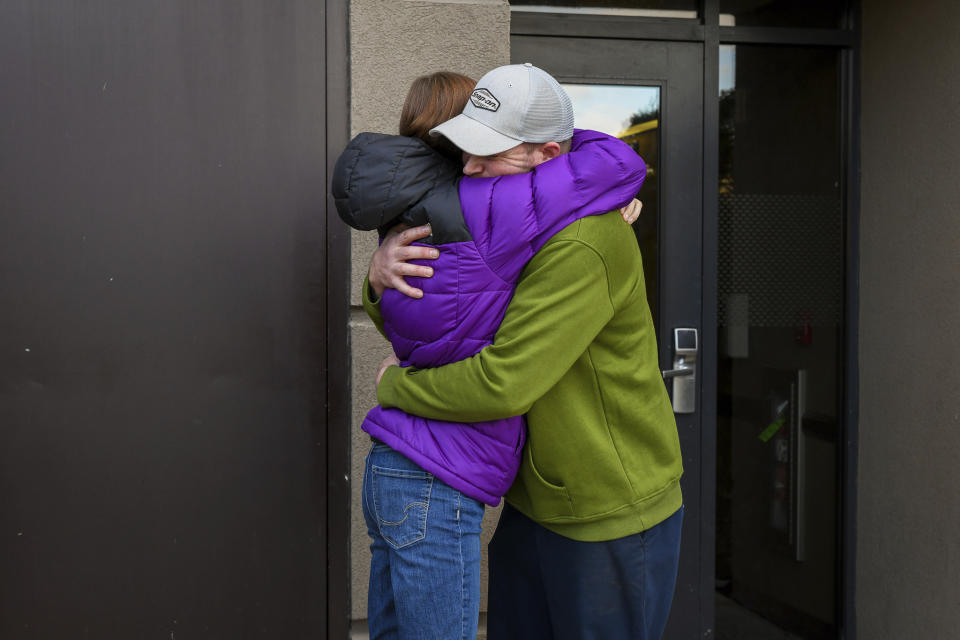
left=429, top=63, right=575, bottom=157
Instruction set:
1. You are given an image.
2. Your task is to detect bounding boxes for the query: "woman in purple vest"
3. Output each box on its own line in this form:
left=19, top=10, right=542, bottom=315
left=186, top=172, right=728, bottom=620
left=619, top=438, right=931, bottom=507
left=333, top=71, right=646, bottom=640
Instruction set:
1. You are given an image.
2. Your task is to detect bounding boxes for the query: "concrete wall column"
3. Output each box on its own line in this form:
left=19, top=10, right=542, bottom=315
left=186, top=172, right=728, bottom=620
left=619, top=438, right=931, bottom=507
left=859, top=1, right=960, bottom=637
left=346, top=0, right=510, bottom=628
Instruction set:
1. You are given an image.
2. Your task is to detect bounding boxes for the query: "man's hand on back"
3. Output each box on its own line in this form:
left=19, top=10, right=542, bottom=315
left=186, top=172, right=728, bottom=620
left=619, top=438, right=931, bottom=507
left=370, top=203, right=640, bottom=300
left=369, top=224, right=439, bottom=299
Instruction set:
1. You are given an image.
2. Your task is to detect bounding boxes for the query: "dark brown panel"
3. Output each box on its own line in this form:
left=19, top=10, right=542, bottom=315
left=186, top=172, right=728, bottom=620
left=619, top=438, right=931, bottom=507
left=0, top=1, right=332, bottom=636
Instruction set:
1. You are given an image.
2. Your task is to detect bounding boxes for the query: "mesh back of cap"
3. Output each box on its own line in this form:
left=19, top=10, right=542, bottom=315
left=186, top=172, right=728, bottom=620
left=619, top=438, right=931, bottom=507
left=521, top=68, right=574, bottom=143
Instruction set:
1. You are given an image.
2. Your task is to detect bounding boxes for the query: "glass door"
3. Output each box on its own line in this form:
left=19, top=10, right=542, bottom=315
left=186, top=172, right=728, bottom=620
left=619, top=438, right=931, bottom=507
left=512, top=36, right=710, bottom=639
left=715, top=43, right=844, bottom=640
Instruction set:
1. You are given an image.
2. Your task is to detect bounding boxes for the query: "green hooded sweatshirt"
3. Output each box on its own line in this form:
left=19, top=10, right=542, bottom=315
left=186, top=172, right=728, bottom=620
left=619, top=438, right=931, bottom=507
left=371, top=211, right=683, bottom=542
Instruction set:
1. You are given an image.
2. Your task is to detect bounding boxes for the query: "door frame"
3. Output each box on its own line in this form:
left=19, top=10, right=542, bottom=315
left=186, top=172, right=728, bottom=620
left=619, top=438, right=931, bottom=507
left=511, top=2, right=859, bottom=638
left=326, top=0, right=352, bottom=638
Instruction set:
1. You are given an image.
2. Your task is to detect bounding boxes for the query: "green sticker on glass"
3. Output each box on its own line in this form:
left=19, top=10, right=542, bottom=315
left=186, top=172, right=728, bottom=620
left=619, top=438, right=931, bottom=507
left=758, top=417, right=785, bottom=442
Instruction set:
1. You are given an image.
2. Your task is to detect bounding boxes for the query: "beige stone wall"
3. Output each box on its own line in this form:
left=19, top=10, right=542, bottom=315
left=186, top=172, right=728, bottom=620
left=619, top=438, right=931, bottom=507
left=859, top=1, right=960, bottom=637
left=347, top=0, right=510, bottom=622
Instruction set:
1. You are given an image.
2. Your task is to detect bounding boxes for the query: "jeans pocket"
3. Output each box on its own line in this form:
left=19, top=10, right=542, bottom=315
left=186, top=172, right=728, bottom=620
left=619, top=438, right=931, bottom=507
left=371, top=464, right=433, bottom=549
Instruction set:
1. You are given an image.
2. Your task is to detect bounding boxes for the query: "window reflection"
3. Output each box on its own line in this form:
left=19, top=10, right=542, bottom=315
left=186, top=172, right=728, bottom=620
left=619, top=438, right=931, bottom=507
left=563, top=84, right=661, bottom=325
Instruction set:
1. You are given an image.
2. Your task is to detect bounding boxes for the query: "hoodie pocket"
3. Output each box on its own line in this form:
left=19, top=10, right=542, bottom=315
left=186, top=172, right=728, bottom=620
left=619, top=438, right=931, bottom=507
left=522, top=444, right=576, bottom=520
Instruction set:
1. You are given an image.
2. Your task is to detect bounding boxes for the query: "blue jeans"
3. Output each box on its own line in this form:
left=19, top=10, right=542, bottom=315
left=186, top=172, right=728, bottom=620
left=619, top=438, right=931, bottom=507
left=488, top=504, right=684, bottom=640
left=362, top=443, right=485, bottom=640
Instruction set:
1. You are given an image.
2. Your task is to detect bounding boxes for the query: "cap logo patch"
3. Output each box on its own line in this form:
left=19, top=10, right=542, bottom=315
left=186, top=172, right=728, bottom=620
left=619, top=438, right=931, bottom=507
left=470, top=88, right=500, bottom=112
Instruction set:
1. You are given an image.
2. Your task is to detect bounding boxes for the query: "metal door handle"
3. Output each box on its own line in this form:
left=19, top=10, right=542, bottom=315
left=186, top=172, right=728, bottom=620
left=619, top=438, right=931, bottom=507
left=667, top=328, right=698, bottom=414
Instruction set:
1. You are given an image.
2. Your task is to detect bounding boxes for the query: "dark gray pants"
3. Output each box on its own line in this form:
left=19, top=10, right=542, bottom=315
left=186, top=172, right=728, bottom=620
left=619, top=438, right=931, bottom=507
left=487, top=504, right=683, bottom=640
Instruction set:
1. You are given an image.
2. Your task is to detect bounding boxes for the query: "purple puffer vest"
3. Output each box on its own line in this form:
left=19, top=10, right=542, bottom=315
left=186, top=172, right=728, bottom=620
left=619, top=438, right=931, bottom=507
left=334, top=129, right=646, bottom=505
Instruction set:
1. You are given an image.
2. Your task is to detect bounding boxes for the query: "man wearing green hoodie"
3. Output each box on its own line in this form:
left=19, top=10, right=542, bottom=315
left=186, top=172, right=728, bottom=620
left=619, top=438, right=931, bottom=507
left=367, top=65, right=684, bottom=640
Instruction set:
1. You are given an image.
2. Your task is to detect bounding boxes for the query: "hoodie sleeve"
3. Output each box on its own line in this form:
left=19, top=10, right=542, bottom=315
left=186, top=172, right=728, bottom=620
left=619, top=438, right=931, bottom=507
left=459, top=129, right=646, bottom=281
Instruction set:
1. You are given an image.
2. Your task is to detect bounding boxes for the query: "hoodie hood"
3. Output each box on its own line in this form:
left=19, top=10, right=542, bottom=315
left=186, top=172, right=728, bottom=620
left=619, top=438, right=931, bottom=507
left=332, top=133, right=464, bottom=238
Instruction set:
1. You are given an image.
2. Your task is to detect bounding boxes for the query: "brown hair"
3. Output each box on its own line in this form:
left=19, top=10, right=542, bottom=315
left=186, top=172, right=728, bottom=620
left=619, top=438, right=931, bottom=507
left=399, top=71, right=475, bottom=150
